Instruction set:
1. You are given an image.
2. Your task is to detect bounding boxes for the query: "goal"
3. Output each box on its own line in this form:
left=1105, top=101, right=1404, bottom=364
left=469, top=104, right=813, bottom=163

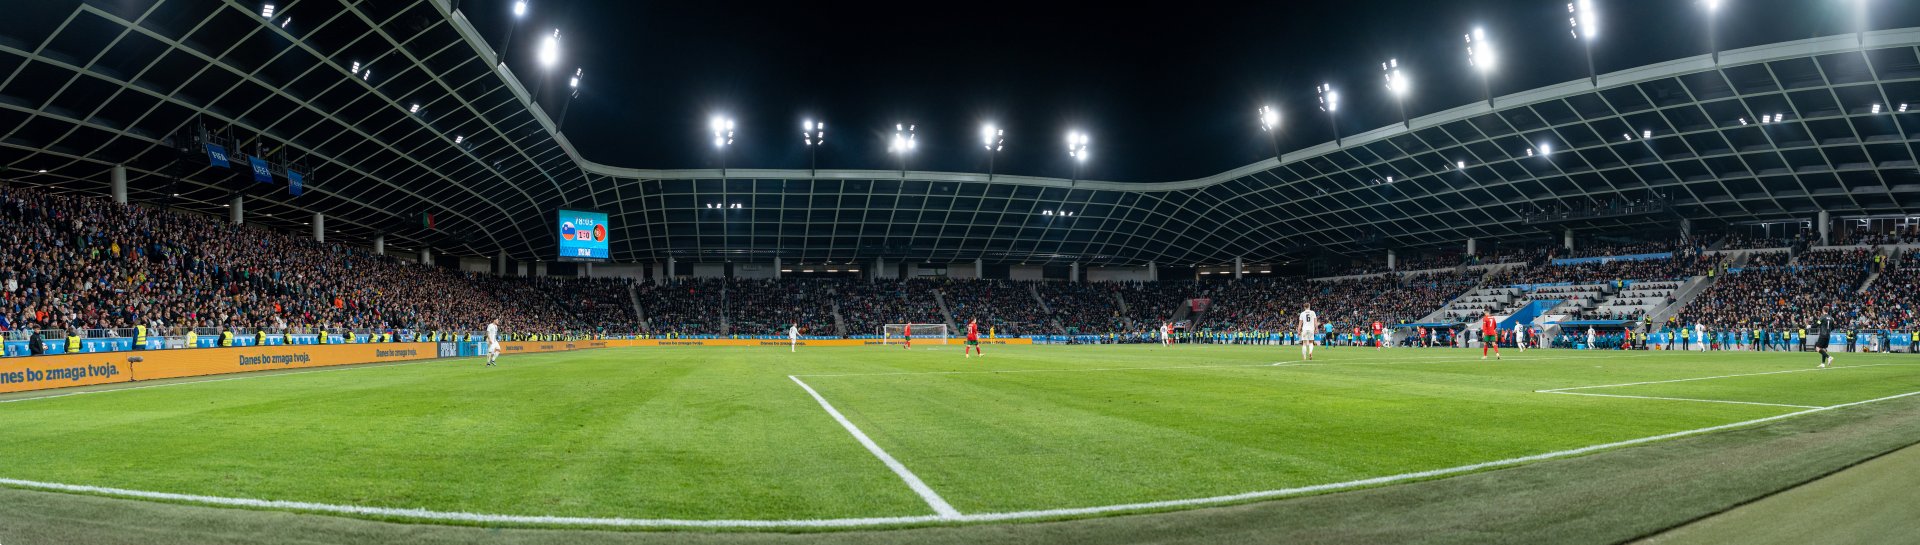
left=881, top=323, right=950, bottom=346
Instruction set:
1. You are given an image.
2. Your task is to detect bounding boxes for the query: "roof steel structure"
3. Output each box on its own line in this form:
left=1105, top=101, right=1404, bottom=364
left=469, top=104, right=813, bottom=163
left=3, top=1, right=1920, bottom=266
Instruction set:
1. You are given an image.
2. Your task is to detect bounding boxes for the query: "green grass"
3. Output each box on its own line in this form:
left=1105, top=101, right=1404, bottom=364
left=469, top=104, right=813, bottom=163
left=1, top=344, right=1916, bottom=528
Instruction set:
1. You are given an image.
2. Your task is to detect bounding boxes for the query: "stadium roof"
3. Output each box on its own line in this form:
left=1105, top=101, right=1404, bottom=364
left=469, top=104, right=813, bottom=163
left=4, top=2, right=1920, bottom=266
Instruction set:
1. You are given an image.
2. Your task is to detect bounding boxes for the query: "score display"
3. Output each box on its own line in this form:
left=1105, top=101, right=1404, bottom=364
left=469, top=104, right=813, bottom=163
left=556, top=209, right=610, bottom=260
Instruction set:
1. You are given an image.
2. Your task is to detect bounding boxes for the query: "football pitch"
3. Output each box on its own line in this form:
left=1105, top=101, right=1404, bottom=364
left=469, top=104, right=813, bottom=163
left=3, top=344, right=1919, bottom=530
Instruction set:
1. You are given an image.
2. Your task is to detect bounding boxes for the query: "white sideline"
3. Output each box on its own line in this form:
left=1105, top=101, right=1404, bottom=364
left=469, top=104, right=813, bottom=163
left=1538, top=390, right=1824, bottom=409
left=798, top=352, right=1650, bottom=378
left=5, top=388, right=1916, bottom=529
left=0, top=359, right=454, bottom=404
left=1536, top=363, right=1914, bottom=393
left=788, top=375, right=961, bottom=518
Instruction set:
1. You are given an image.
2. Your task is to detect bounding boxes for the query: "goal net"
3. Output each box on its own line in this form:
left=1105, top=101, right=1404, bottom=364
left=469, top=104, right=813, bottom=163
left=881, top=323, right=950, bottom=346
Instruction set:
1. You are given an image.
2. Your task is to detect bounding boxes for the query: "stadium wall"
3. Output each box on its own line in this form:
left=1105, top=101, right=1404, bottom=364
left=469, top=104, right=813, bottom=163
left=1087, top=266, right=1152, bottom=282
left=1010, top=265, right=1045, bottom=281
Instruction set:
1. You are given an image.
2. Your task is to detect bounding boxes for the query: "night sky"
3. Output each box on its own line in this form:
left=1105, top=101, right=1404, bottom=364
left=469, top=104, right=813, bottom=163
left=465, top=0, right=1920, bottom=182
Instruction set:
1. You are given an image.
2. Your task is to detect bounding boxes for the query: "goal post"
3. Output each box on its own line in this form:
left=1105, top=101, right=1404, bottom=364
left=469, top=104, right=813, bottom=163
left=881, top=323, right=950, bottom=346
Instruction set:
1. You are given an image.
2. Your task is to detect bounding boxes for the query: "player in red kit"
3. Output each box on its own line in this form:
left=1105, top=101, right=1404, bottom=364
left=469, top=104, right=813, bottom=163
left=964, top=318, right=982, bottom=358
left=903, top=322, right=912, bottom=350
left=1372, top=320, right=1385, bottom=350
left=1481, top=312, right=1501, bottom=360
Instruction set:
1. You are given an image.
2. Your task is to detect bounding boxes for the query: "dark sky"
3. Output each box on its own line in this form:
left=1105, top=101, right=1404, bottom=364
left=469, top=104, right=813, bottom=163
left=466, top=0, right=1920, bottom=182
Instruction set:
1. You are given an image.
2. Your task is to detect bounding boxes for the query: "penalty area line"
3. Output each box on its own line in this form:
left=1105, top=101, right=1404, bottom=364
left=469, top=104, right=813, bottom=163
left=787, top=375, right=961, bottom=518
left=1537, top=390, right=1824, bottom=409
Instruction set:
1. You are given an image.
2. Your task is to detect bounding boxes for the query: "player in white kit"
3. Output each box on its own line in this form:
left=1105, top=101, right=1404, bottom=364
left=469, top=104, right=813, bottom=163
left=1514, top=321, right=1527, bottom=352
left=485, top=319, right=501, bottom=366
left=789, top=323, right=799, bottom=352
left=1299, top=304, right=1319, bottom=361
left=1162, top=322, right=1174, bottom=347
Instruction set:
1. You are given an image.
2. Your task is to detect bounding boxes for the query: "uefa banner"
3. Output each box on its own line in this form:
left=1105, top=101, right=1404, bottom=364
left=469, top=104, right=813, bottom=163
left=0, top=343, right=440, bottom=394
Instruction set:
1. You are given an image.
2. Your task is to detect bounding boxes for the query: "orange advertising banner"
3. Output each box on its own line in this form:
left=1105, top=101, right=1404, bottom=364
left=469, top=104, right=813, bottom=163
left=0, top=343, right=440, bottom=394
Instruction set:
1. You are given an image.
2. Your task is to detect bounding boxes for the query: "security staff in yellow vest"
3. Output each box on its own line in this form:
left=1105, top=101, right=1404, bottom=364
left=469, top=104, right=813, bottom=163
left=282, top=329, right=292, bottom=346
left=317, top=328, right=329, bottom=345
left=346, top=330, right=357, bottom=343
left=185, top=329, right=198, bottom=348
left=134, top=324, right=148, bottom=351
left=254, top=329, right=267, bottom=347
left=218, top=328, right=234, bottom=348
left=65, top=329, right=81, bottom=354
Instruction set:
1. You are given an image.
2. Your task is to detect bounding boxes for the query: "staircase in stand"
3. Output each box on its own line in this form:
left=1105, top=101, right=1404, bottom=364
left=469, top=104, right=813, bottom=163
left=932, top=289, right=958, bottom=330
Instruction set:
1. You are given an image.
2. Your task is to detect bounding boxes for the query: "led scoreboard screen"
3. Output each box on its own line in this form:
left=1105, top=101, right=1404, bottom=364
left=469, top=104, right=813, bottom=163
left=556, top=209, right=610, bottom=260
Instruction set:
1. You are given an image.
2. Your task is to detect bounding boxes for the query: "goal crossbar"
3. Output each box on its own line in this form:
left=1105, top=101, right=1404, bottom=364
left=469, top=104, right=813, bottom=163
left=881, top=323, right=951, bottom=345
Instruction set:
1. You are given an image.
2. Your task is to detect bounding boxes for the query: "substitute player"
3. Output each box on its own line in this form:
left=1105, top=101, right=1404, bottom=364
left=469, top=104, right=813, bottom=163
left=485, top=318, right=501, bottom=366
left=1299, top=304, right=1319, bottom=361
left=965, top=318, right=983, bottom=358
left=789, top=323, right=799, bottom=352
left=1481, top=312, right=1501, bottom=360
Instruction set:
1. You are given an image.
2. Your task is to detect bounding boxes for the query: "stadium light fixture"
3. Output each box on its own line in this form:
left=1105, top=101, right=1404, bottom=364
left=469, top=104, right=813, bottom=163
left=409, top=103, right=421, bottom=114
left=538, top=29, right=560, bottom=69
left=803, top=119, right=825, bottom=176
left=711, top=115, right=735, bottom=178
left=280, top=17, right=290, bottom=28
left=1872, top=103, right=1883, bottom=114
left=1066, top=130, right=1090, bottom=184
left=1569, top=0, right=1599, bottom=85
left=982, top=123, right=1005, bottom=180
left=261, top=3, right=274, bottom=18
left=499, top=1, right=530, bottom=67
left=890, top=123, right=916, bottom=177
left=1382, top=59, right=1410, bottom=128
left=1704, top=0, right=1724, bottom=64
left=1457, top=160, right=1467, bottom=169
left=1317, top=83, right=1342, bottom=146
left=1901, top=103, right=1910, bottom=113
left=1258, top=105, right=1282, bottom=160
left=1466, top=28, right=1496, bottom=107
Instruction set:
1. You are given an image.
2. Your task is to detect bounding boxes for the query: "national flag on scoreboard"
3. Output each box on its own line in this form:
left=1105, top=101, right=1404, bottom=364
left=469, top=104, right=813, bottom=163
left=204, top=143, right=230, bottom=168
left=249, top=156, right=271, bottom=183
left=287, top=170, right=304, bottom=196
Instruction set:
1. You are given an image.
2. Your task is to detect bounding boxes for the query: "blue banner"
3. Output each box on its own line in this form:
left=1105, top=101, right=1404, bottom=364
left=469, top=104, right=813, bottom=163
left=1551, top=252, right=1673, bottom=266
left=205, top=143, right=230, bottom=168
left=287, top=170, right=304, bottom=196
left=249, top=156, right=272, bottom=183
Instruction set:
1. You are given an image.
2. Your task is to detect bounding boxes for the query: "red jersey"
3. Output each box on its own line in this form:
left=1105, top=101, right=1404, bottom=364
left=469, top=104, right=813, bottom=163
left=1482, top=315, right=1497, bottom=333
left=904, top=324, right=912, bottom=336
left=967, top=322, right=979, bottom=340
left=1371, top=321, right=1383, bottom=334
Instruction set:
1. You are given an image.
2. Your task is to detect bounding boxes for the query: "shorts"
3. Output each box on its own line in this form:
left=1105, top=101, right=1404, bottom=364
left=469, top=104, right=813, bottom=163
left=966, top=339, right=979, bottom=346
left=488, top=342, right=501, bottom=353
left=1482, top=335, right=1496, bottom=343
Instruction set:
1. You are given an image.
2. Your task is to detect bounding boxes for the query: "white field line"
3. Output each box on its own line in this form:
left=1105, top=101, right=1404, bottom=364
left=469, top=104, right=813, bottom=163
left=5, top=388, right=1916, bottom=529
left=0, top=358, right=461, bottom=405
left=1536, top=363, right=1915, bottom=393
left=787, top=375, right=960, bottom=518
left=1538, top=390, right=1824, bottom=409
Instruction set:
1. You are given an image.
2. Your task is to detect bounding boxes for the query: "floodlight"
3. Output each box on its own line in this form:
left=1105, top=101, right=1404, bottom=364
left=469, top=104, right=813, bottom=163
left=1872, top=103, right=1883, bottom=114
left=890, top=124, right=916, bottom=153
left=1569, top=0, right=1597, bottom=41
left=538, top=29, right=560, bottom=68
left=1317, top=83, right=1339, bottom=112
left=569, top=68, right=581, bottom=89
left=261, top=4, right=275, bottom=18
left=1902, top=103, right=1910, bottom=112
left=280, top=17, right=290, bottom=28
left=1466, top=28, right=1495, bottom=73
left=1066, top=130, right=1089, bottom=161
left=982, top=124, right=1004, bottom=151
left=454, top=135, right=464, bottom=144
left=350, top=61, right=360, bottom=74
left=1643, top=130, right=1653, bottom=139
left=513, top=0, right=528, bottom=17
left=409, top=103, right=420, bottom=113
left=1456, top=160, right=1466, bottom=169
left=1259, top=105, right=1280, bottom=132
left=710, top=116, right=734, bottom=148
left=803, top=119, right=825, bottom=145
left=1540, top=143, right=1553, bottom=155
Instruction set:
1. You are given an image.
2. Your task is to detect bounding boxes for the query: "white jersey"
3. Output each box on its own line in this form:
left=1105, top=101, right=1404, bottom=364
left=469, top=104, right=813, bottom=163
left=486, top=323, right=499, bottom=344
left=1514, top=323, right=1527, bottom=340
left=789, top=326, right=799, bottom=339
left=1299, top=310, right=1318, bottom=336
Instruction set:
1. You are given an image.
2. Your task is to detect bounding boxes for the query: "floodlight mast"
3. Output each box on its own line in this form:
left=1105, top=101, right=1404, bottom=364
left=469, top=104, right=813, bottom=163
left=1382, top=58, right=1410, bottom=128
left=556, top=67, right=581, bottom=132
left=1569, top=0, right=1598, bottom=86
left=1258, top=105, right=1282, bottom=161
left=1704, top=0, right=1722, bottom=64
left=802, top=119, right=825, bottom=177
left=531, top=29, right=560, bottom=102
left=1317, top=83, right=1341, bottom=147
left=982, top=123, right=1005, bottom=180
left=1065, top=130, right=1089, bottom=185
left=498, top=1, right=529, bottom=67
left=890, top=124, right=916, bottom=178
left=711, top=115, right=735, bottom=178
left=1466, top=28, right=1495, bottom=107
